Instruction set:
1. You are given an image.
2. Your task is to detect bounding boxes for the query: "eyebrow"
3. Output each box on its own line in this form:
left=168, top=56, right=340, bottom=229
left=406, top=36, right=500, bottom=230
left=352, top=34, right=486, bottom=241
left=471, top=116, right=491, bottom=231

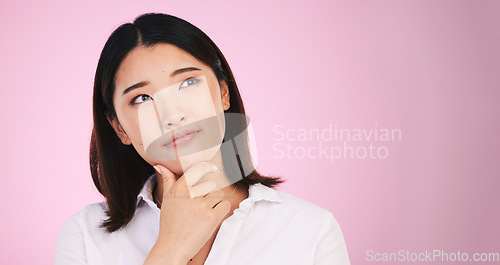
left=122, top=67, right=202, bottom=96
left=122, top=81, right=149, bottom=96
left=170, top=67, right=202, bottom=77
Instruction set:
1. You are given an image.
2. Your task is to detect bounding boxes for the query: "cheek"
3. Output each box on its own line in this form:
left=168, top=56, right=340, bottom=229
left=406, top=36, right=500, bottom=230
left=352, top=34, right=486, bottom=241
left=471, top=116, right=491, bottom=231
left=115, top=105, right=145, bottom=145
left=126, top=119, right=143, bottom=144
left=187, top=75, right=223, bottom=118
left=188, top=84, right=221, bottom=118
left=209, top=83, right=224, bottom=114
left=191, top=86, right=225, bottom=137
left=194, top=98, right=219, bottom=118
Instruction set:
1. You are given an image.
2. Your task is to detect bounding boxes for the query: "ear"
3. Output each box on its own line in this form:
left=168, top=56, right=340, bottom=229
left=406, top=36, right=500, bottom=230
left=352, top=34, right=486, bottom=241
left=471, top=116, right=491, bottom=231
left=219, top=80, right=230, bottom=111
left=107, top=116, right=132, bottom=145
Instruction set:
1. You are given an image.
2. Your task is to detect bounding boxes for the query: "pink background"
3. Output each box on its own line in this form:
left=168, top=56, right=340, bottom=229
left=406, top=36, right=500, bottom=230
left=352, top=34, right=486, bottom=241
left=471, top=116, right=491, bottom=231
left=1, top=1, right=499, bottom=264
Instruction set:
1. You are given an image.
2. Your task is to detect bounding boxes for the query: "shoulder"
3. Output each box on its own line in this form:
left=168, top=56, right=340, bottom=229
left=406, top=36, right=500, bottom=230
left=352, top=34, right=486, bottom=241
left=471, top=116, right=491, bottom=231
left=55, top=202, right=108, bottom=265
left=252, top=183, right=337, bottom=223
left=237, top=184, right=350, bottom=264
left=56, top=201, right=110, bottom=246
left=278, top=188, right=343, bottom=231
left=61, top=202, right=108, bottom=228
left=268, top=187, right=351, bottom=264
left=246, top=183, right=343, bottom=234
left=277, top=188, right=334, bottom=217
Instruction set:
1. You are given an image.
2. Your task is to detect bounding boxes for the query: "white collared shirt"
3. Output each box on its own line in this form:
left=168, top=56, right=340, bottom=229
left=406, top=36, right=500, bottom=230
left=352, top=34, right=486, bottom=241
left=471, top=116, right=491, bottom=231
left=55, top=175, right=350, bottom=265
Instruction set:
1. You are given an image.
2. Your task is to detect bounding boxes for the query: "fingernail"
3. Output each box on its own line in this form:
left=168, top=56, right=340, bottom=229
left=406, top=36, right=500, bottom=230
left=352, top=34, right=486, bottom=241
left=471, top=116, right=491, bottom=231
left=211, top=164, right=218, bottom=172
left=153, top=165, right=161, bottom=175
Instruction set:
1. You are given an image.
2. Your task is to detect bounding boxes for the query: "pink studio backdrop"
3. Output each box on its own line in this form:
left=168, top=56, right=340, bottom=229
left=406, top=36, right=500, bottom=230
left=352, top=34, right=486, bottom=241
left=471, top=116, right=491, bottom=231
left=1, top=1, right=499, bottom=264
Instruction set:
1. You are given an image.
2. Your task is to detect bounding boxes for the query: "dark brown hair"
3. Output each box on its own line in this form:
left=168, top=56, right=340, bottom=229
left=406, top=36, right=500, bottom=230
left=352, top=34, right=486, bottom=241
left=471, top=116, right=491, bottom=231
left=90, top=13, right=285, bottom=232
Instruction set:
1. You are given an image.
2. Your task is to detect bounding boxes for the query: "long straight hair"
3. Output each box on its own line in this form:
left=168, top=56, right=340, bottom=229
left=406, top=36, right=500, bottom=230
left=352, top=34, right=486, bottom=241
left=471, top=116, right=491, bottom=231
left=90, top=13, right=285, bottom=232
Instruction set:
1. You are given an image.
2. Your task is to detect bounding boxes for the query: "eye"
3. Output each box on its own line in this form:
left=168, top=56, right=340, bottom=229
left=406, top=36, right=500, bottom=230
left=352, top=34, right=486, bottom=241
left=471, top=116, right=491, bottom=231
left=131, top=94, right=152, bottom=105
left=179, top=77, right=201, bottom=88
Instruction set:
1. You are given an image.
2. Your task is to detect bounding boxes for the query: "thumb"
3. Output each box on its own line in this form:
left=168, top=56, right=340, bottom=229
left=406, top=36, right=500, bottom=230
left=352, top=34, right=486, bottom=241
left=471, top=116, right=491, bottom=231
left=153, top=164, right=176, bottom=195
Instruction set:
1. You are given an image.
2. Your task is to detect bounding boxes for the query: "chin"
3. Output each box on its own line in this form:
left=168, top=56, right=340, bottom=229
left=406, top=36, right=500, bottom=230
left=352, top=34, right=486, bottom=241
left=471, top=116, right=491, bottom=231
left=179, top=146, right=220, bottom=170
left=145, top=144, right=222, bottom=176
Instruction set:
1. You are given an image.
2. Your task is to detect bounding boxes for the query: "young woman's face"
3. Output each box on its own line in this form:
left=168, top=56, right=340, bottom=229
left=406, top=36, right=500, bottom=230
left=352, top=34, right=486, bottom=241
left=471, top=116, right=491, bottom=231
left=110, top=43, right=230, bottom=175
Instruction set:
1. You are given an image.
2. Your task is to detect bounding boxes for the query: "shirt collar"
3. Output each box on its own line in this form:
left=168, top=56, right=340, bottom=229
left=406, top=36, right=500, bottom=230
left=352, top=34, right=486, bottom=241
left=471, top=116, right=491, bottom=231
left=137, top=173, right=284, bottom=208
left=137, top=173, right=158, bottom=208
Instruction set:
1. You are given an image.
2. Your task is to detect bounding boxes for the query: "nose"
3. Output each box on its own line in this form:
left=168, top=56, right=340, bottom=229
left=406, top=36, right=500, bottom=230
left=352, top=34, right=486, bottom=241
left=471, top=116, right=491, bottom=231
left=151, top=96, right=187, bottom=131
left=165, top=115, right=185, bottom=127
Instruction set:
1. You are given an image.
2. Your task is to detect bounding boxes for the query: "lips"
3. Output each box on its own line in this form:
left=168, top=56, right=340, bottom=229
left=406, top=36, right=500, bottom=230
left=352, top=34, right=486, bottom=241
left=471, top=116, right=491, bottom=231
left=163, top=129, right=200, bottom=146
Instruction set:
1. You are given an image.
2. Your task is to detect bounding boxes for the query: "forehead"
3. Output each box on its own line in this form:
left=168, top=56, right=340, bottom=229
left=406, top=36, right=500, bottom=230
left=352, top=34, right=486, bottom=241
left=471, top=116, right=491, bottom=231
left=115, top=43, right=206, bottom=88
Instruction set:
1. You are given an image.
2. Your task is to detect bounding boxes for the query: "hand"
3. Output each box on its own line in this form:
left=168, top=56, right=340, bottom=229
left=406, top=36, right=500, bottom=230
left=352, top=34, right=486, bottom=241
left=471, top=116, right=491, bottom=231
left=144, top=162, right=232, bottom=265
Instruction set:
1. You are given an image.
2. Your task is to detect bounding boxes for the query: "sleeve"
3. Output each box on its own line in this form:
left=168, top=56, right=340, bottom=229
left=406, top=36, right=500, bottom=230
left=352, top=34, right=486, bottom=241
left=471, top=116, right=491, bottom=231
left=54, top=212, right=88, bottom=265
left=313, top=211, right=351, bottom=265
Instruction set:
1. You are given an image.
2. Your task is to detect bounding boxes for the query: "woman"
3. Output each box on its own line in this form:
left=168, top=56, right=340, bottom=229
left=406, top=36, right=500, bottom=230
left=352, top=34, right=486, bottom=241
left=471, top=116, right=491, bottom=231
left=55, top=13, right=350, bottom=265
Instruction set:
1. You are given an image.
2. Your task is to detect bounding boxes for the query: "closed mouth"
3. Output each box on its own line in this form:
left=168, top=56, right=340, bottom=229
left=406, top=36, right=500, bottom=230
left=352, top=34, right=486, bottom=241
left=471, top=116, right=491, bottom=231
left=163, top=129, right=201, bottom=147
